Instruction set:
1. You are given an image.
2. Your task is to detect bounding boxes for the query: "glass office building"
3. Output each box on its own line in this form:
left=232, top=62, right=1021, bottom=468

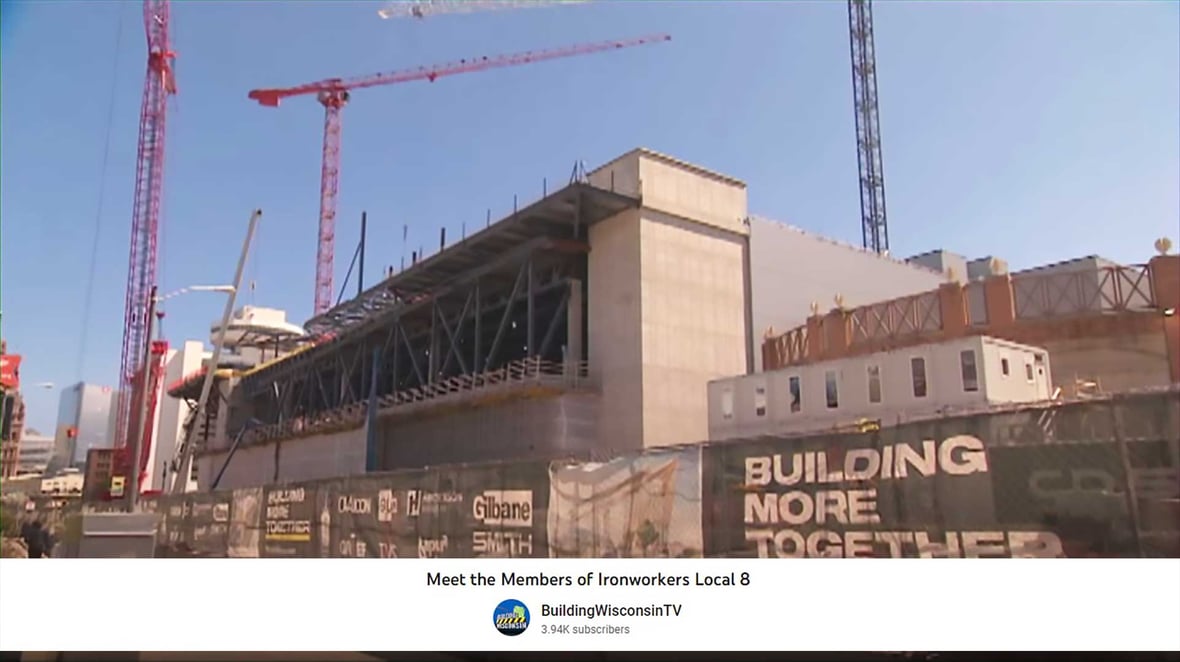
left=52, top=382, right=116, bottom=469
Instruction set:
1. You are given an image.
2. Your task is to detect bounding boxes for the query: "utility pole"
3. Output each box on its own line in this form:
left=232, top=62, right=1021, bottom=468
left=126, top=285, right=158, bottom=512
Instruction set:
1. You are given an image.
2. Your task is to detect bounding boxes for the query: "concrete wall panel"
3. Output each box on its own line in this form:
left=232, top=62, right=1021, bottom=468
left=636, top=153, right=747, bottom=235
left=749, top=218, right=946, bottom=370
left=588, top=208, right=645, bottom=452
left=639, top=210, right=747, bottom=447
left=198, top=427, right=364, bottom=490
left=378, top=393, right=600, bottom=470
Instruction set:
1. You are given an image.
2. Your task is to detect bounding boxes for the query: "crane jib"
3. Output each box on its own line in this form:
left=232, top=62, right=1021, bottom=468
left=245, top=31, right=671, bottom=316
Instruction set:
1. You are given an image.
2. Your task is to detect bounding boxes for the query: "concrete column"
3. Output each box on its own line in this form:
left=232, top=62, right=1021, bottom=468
left=938, top=282, right=968, bottom=338
left=983, top=274, right=1016, bottom=329
left=1148, top=255, right=1180, bottom=382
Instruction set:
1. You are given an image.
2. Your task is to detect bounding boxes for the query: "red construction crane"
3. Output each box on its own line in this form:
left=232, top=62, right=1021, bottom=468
left=110, top=339, right=169, bottom=499
left=114, top=0, right=177, bottom=454
left=249, top=33, right=672, bottom=316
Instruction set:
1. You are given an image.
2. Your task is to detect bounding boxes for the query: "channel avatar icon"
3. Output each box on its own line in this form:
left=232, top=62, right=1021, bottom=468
left=493, top=599, right=530, bottom=636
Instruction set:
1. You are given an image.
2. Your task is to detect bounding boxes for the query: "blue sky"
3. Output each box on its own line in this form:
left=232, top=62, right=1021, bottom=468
left=2, top=0, right=1177, bottom=432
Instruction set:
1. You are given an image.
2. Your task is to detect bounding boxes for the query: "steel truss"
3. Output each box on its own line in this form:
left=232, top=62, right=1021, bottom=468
left=230, top=243, right=586, bottom=440
left=222, top=182, right=638, bottom=447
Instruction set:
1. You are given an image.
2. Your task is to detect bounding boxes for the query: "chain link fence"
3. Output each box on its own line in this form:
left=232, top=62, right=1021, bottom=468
left=28, top=391, right=1180, bottom=558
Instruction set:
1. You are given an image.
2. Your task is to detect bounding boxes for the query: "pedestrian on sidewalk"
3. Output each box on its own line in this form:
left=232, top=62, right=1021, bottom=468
left=23, top=520, right=46, bottom=558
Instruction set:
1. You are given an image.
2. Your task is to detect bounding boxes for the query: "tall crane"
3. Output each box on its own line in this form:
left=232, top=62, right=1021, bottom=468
left=249, top=33, right=671, bottom=316
left=114, top=0, right=177, bottom=457
left=377, top=0, right=587, bottom=20
left=848, top=0, right=890, bottom=254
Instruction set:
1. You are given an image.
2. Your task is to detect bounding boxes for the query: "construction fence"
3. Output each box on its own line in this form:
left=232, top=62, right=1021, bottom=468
left=103, top=392, right=1180, bottom=558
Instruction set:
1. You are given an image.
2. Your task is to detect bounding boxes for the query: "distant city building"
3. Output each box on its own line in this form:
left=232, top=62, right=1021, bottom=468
left=1, top=340, right=25, bottom=479
left=1, top=391, right=27, bottom=479
left=51, top=383, right=116, bottom=471
left=16, top=430, right=53, bottom=475
left=905, top=248, right=1009, bottom=282
left=41, top=467, right=84, bottom=496
left=150, top=340, right=212, bottom=492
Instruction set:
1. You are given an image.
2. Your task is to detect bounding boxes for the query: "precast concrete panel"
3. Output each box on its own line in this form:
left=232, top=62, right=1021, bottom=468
left=588, top=208, right=645, bottom=453
left=377, top=394, right=600, bottom=470
left=748, top=218, right=946, bottom=371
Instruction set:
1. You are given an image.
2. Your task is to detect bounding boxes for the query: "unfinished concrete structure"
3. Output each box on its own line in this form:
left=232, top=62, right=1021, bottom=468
left=198, top=148, right=754, bottom=488
left=187, top=146, right=1178, bottom=490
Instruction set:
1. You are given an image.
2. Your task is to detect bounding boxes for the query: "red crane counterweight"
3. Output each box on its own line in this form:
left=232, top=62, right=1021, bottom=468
left=248, top=33, right=671, bottom=316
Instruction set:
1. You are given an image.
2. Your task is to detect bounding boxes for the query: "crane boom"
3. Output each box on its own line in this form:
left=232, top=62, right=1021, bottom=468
left=249, top=33, right=670, bottom=106
left=377, top=0, right=587, bottom=20
left=115, top=0, right=177, bottom=450
left=249, top=33, right=671, bottom=316
left=848, top=0, right=890, bottom=254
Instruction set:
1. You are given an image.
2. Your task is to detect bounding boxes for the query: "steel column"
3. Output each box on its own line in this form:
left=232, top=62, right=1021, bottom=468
left=474, top=280, right=482, bottom=372
left=485, top=262, right=528, bottom=371
left=538, top=287, right=571, bottom=358
left=527, top=258, right=535, bottom=356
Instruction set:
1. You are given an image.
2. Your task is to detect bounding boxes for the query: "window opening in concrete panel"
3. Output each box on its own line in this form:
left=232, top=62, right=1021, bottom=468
left=825, top=371, right=839, bottom=409
left=1025, top=362, right=1034, bottom=382
left=960, top=350, right=979, bottom=392
left=721, top=387, right=734, bottom=420
left=911, top=357, right=928, bottom=398
left=754, top=383, right=767, bottom=417
left=788, top=376, right=801, bottom=413
left=1001, top=356, right=1010, bottom=377
left=867, top=365, right=882, bottom=404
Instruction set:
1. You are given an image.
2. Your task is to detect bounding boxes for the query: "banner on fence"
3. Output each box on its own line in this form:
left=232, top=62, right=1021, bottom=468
left=548, top=447, right=703, bottom=558
left=702, top=424, right=1180, bottom=559
left=130, top=394, right=1180, bottom=560
left=228, top=488, right=262, bottom=558
left=988, top=439, right=1180, bottom=557
left=262, top=484, right=318, bottom=558
left=702, top=432, right=1065, bottom=558
left=322, top=461, right=551, bottom=558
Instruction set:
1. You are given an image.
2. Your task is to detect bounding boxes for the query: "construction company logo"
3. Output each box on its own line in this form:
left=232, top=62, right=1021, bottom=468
left=472, top=490, right=535, bottom=557
left=337, top=495, right=372, bottom=515
left=193, top=501, right=228, bottom=525
left=473, top=490, right=533, bottom=527
left=405, top=490, right=463, bottom=518
left=377, top=489, right=397, bottom=522
left=492, top=599, right=530, bottom=637
left=418, top=535, right=450, bottom=558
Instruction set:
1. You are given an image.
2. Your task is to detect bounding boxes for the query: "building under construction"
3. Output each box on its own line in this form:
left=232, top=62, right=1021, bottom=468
left=189, top=147, right=1179, bottom=491
left=191, top=147, right=939, bottom=489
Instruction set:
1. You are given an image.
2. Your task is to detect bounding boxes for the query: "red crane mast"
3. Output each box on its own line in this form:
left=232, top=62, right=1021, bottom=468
left=249, top=33, right=672, bottom=316
left=114, top=0, right=177, bottom=452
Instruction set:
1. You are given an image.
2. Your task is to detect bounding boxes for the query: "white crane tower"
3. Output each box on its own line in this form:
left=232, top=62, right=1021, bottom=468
left=378, top=0, right=588, bottom=20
